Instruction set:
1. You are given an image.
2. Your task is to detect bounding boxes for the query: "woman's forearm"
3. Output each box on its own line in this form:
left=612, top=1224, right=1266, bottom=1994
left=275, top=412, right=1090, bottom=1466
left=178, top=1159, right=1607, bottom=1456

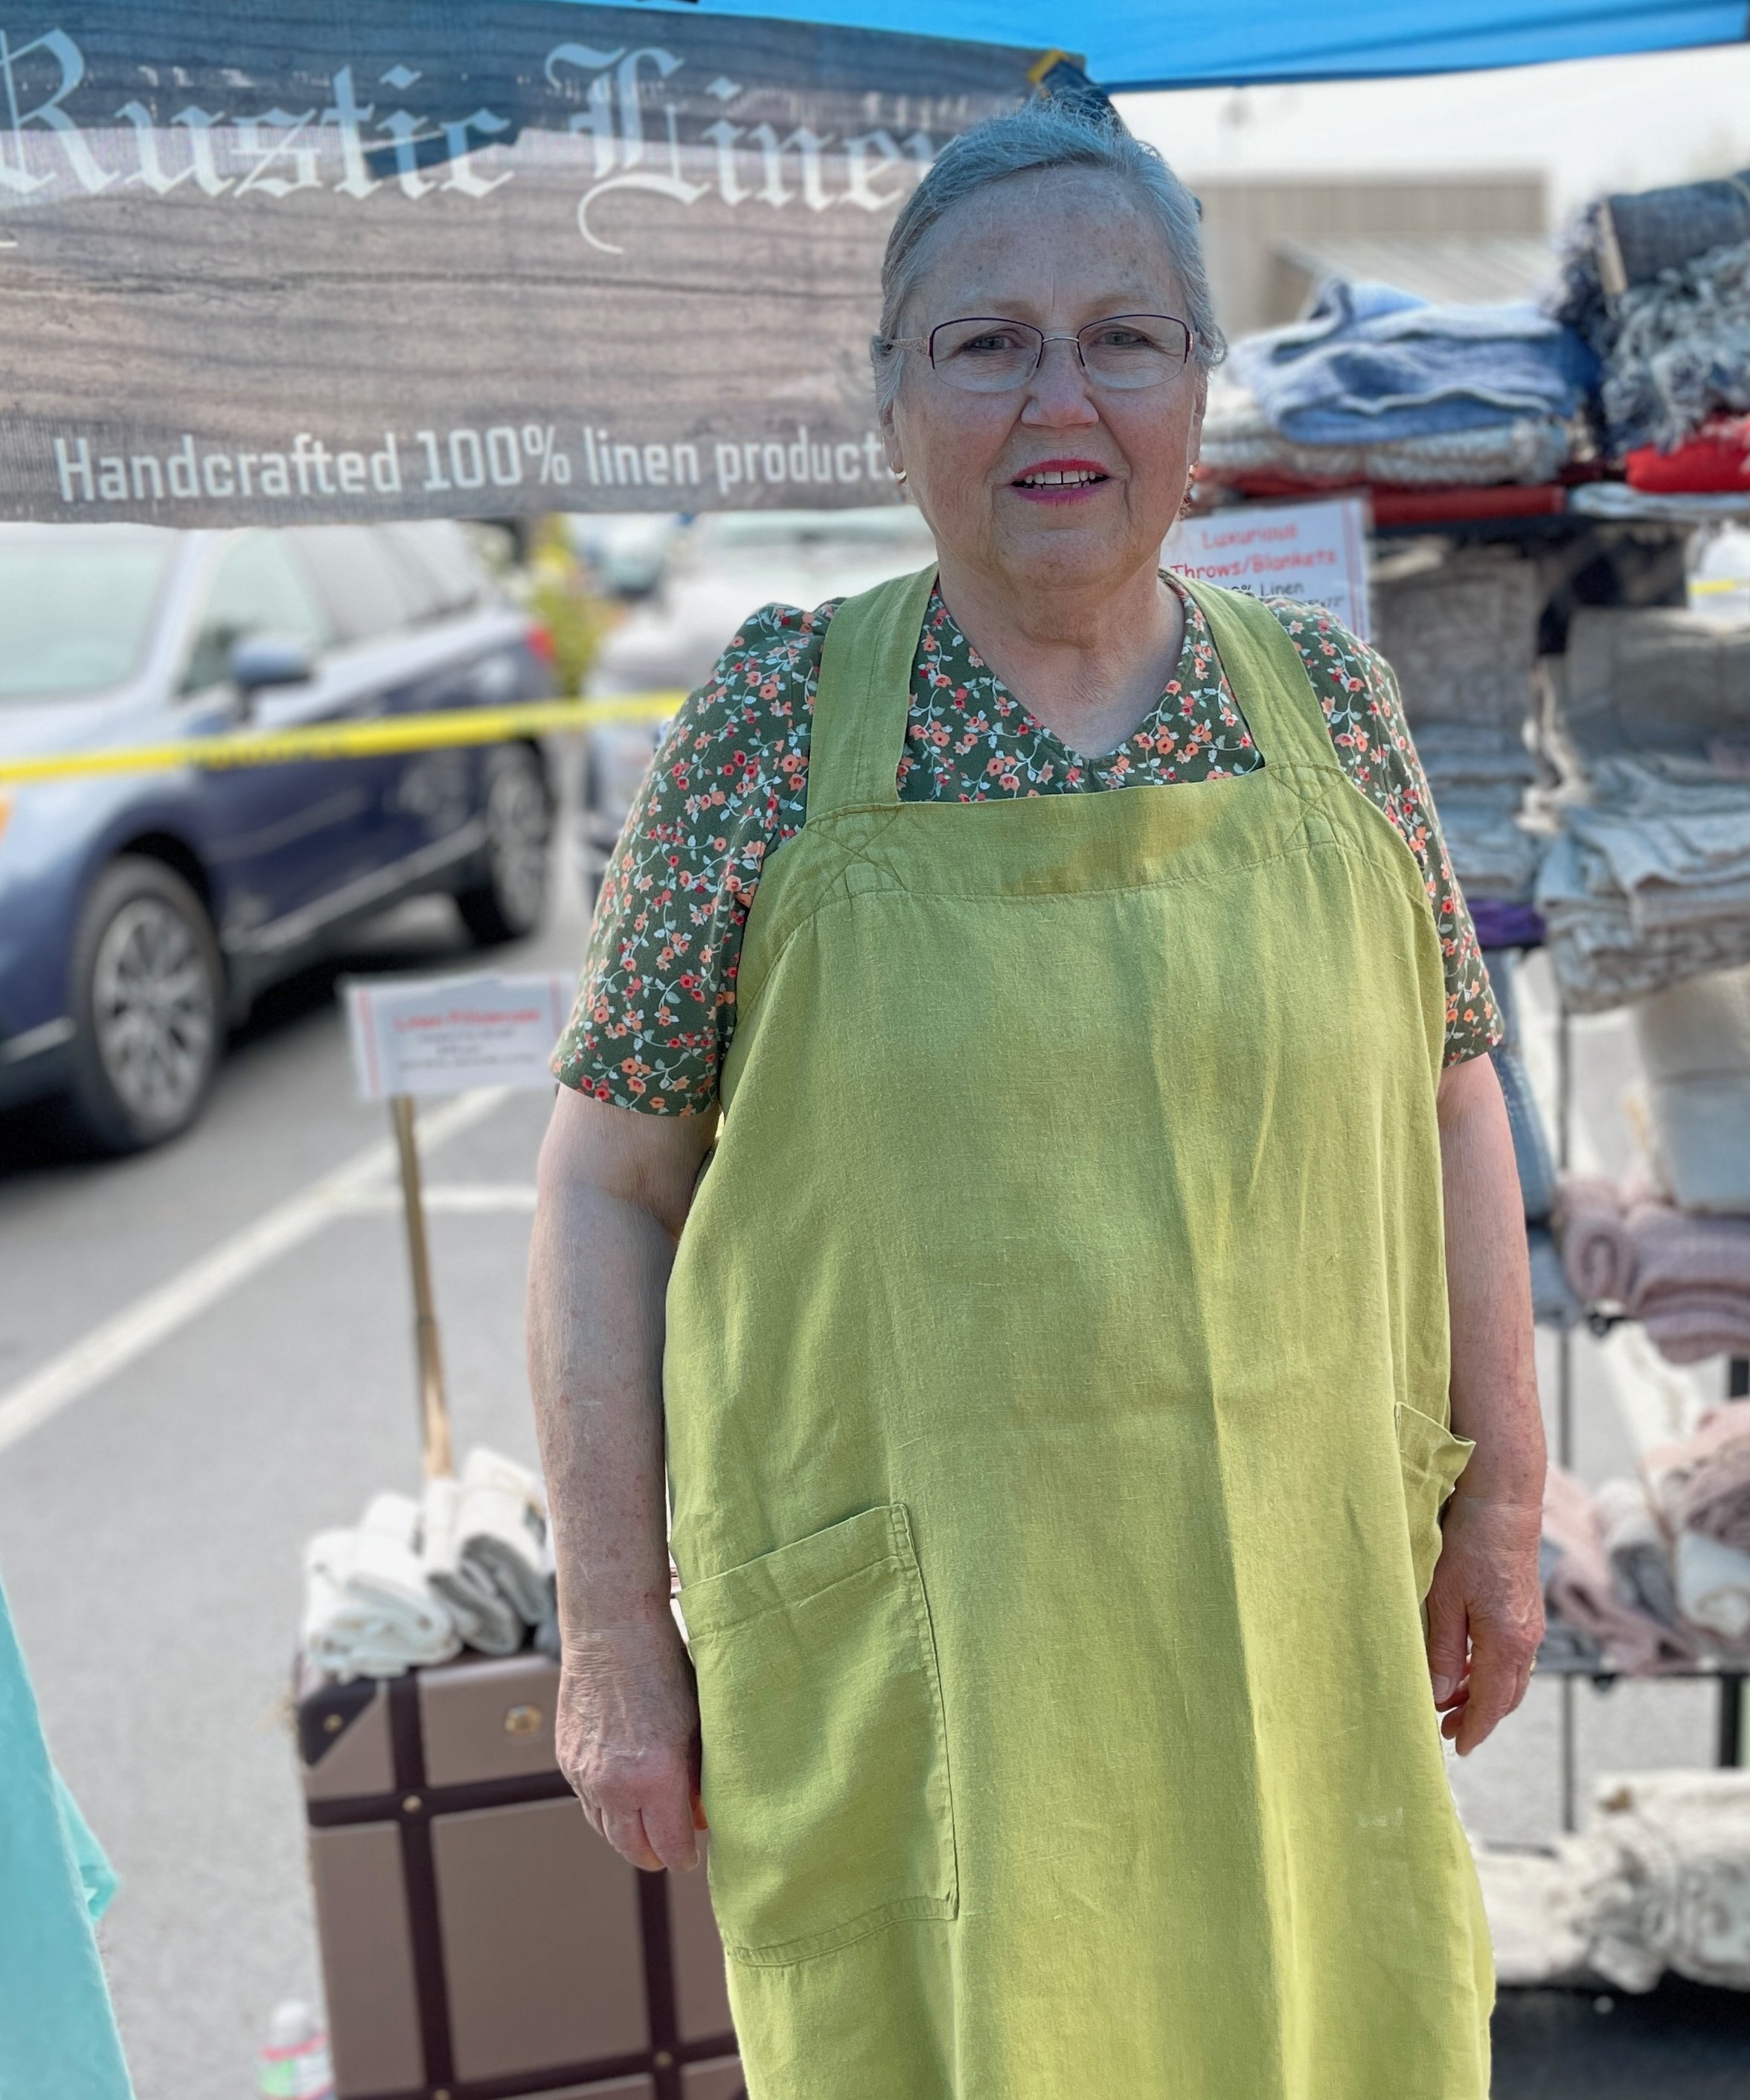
left=1428, top=1050, right=1546, bottom=1752
left=527, top=1090, right=715, bottom=1870
left=528, top=1173, right=674, bottom=1639
left=1438, top=1052, right=1545, bottom=1509
left=527, top=1089, right=712, bottom=1640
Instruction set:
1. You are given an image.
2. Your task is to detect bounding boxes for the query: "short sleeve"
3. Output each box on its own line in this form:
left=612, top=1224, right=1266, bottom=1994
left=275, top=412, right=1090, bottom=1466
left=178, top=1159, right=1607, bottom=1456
left=1270, top=601, right=1505, bottom=1067
left=551, top=602, right=828, bottom=1112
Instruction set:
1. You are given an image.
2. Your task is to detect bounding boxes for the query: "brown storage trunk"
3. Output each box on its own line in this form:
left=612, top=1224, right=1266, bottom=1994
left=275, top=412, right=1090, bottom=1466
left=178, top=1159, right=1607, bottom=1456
left=297, top=1650, right=743, bottom=2100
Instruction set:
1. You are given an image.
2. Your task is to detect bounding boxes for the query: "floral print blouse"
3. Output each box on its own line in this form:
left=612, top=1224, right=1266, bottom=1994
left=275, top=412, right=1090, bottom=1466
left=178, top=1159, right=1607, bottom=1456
left=554, top=579, right=1502, bottom=1113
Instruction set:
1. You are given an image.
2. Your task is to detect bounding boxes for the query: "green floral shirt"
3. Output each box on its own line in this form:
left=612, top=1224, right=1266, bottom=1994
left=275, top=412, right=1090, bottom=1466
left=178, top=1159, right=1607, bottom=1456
left=554, top=579, right=1502, bottom=1112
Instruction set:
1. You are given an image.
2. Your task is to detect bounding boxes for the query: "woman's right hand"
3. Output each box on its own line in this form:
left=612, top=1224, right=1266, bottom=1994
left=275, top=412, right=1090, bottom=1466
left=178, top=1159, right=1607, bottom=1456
left=557, top=1618, right=707, bottom=1872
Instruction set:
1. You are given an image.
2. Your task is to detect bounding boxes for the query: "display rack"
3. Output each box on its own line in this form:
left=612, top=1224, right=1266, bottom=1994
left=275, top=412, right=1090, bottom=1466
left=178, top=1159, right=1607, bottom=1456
left=1548, top=999, right=1750, bottom=1827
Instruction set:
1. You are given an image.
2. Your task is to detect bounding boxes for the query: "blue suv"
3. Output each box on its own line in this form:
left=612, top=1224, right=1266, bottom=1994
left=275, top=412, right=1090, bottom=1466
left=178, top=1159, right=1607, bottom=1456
left=0, top=520, right=557, bottom=1151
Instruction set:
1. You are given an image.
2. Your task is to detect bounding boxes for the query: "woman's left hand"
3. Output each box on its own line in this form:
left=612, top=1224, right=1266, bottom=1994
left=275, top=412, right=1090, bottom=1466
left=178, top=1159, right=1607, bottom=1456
left=1424, top=1490, right=1544, bottom=1755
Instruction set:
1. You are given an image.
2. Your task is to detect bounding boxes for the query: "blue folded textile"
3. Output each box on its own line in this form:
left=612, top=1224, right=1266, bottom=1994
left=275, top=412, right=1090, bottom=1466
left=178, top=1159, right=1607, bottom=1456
left=1230, top=279, right=1597, bottom=446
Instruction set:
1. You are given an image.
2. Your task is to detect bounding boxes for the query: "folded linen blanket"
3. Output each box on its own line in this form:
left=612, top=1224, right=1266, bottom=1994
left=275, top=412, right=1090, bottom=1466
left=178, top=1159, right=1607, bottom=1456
left=1471, top=1847, right=1594, bottom=1988
left=1536, top=746, right=1750, bottom=1009
left=1372, top=550, right=1541, bottom=728
left=1576, top=1768, right=1750, bottom=1992
left=1199, top=377, right=1571, bottom=485
left=423, top=1475, right=522, bottom=1656
left=1643, top=1404, right=1750, bottom=1555
left=1560, top=615, right=1750, bottom=759
left=1593, top=1476, right=1689, bottom=1640
left=1540, top=873, right=1750, bottom=1012
left=423, top=1447, right=549, bottom=1657
left=1569, top=483, right=1750, bottom=523
left=1672, top=1529, right=1750, bottom=1655
left=1542, top=1465, right=1694, bottom=1674
left=1600, top=173, right=1750, bottom=289
left=302, top=1493, right=461, bottom=1683
left=1475, top=1769, right=1750, bottom=1995
left=1230, top=278, right=1596, bottom=446
left=1554, top=1175, right=1636, bottom=1303
left=1411, top=724, right=1539, bottom=788
left=1642, top=1299, right=1750, bottom=1365
left=1629, top=1208, right=1750, bottom=1364
left=1635, top=965, right=1750, bottom=1212
left=1435, top=790, right=1543, bottom=902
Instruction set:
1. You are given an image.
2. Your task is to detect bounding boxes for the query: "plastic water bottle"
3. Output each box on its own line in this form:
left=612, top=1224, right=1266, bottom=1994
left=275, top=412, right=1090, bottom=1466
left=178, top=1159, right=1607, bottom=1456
left=1687, top=522, right=1750, bottom=626
left=257, top=2001, right=334, bottom=2100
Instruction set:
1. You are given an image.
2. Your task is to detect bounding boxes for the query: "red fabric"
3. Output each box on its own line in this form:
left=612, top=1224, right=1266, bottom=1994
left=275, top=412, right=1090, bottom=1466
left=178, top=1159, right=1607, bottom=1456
left=1369, top=485, right=1565, bottom=524
left=1204, top=472, right=1566, bottom=524
left=1626, top=419, right=1750, bottom=494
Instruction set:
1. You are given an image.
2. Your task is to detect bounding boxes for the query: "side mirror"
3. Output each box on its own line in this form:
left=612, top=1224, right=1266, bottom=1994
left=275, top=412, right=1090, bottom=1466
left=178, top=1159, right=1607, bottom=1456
left=228, top=633, right=315, bottom=710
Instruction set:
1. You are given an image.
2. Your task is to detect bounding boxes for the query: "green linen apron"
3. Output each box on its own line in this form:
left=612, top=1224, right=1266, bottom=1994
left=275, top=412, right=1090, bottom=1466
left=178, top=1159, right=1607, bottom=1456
left=664, top=567, right=1493, bottom=2099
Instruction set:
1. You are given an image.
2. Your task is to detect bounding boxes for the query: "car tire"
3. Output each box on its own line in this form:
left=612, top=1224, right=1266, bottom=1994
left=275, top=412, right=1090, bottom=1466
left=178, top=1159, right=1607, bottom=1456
left=456, top=744, right=551, bottom=946
left=61, top=856, right=225, bottom=1154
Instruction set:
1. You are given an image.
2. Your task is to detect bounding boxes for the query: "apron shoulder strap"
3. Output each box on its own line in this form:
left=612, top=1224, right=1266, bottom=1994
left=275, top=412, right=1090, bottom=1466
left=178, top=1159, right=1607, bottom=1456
left=805, top=563, right=938, bottom=823
left=1172, top=578, right=1342, bottom=774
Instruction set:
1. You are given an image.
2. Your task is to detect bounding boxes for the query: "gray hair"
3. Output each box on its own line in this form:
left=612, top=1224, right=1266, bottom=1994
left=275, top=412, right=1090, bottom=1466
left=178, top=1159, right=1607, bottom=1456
left=871, top=101, right=1225, bottom=413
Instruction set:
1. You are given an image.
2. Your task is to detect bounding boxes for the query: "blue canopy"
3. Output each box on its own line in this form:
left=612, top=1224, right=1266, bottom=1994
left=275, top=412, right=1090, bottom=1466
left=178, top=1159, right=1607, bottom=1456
left=600, top=0, right=1746, bottom=94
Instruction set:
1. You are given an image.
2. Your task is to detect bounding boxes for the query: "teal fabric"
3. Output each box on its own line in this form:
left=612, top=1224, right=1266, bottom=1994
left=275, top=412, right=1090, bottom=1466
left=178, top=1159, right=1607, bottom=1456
left=0, top=1570, right=134, bottom=2100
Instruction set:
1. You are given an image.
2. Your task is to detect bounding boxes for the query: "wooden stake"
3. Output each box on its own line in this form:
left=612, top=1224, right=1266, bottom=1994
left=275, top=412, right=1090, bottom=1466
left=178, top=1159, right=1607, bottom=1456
left=391, top=1094, right=454, bottom=1480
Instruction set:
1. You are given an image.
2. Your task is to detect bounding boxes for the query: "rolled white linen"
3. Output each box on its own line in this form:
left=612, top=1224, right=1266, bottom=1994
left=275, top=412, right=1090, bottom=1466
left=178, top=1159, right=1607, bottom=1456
left=302, top=1493, right=461, bottom=1683
left=423, top=1474, right=524, bottom=1657
left=453, top=1447, right=549, bottom=1626
left=420, top=1448, right=549, bottom=1656
left=1673, top=1528, right=1750, bottom=1652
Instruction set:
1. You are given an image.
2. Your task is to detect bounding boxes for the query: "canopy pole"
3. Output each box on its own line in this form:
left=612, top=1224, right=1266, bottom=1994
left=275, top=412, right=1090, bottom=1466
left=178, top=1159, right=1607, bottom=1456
left=391, top=1094, right=454, bottom=1480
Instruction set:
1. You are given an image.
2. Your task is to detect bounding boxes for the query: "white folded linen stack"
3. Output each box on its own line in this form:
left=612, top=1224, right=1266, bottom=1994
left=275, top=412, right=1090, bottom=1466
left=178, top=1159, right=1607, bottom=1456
left=302, top=1493, right=463, bottom=1683
left=1634, top=963, right=1750, bottom=1213
left=1475, top=1770, right=1750, bottom=1994
left=422, top=1448, right=549, bottom=1657
left=1537, top=609, right=1750, bottom=1009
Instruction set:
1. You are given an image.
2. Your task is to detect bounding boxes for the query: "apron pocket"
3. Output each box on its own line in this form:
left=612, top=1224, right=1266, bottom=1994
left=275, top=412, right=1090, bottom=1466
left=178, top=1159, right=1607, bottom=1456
left=681, top=1503, right=958, bottom=1967
left=1394, top=1401, right=1476, bottom=1602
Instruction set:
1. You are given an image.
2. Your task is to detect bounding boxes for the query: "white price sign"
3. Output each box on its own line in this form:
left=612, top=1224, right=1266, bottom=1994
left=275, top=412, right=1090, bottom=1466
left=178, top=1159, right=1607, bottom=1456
left=346, top=972, right=574, bottom=1100
left=1164, top=495, right=1371, bottom=642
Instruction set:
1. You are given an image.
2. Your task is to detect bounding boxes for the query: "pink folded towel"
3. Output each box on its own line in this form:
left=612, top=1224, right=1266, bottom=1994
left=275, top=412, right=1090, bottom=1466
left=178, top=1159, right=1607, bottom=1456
left=1644, top=1404, right=1750, bottom=1555
left=1556, top=1176, right=1636, bottom=1303
left=1557, top=1175, right=1750, bottom=1369
left=1542, top=1465, right=1696, bottom=1675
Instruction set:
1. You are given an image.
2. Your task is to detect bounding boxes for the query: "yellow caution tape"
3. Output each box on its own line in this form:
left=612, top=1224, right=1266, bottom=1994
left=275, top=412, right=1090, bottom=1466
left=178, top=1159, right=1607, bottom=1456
left=0, top=694, right=686, bottom=786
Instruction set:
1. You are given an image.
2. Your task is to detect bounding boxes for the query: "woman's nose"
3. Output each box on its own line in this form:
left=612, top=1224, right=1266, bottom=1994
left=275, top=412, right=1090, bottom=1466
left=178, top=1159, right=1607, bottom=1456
left=1021, top=337, right=1100, bottom=427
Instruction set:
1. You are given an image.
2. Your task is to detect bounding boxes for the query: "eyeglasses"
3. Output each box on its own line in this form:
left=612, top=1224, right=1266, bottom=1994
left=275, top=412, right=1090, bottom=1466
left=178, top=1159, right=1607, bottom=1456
left=885, top=313, right=1194, bottom=394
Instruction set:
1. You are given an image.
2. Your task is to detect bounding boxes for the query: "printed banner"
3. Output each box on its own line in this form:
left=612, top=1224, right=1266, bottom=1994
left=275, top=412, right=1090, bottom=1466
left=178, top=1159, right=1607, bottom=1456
left=1164, top=496, right=1371, bottom=641
left=0, top=4, right=1039, bottom=526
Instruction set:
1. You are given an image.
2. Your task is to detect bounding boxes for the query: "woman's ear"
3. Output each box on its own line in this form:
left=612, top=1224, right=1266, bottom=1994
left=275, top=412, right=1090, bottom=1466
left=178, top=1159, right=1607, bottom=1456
left=879, top=395, right=906, bottom=481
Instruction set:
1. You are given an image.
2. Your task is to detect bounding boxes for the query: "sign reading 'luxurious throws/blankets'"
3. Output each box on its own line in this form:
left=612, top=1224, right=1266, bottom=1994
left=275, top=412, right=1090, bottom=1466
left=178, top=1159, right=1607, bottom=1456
left=0, top=4, right=1039, bottom=525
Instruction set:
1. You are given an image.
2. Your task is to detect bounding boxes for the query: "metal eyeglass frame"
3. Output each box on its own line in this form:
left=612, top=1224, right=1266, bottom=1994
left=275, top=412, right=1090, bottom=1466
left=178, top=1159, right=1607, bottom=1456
left=882, top=313, right=1195, bottom=390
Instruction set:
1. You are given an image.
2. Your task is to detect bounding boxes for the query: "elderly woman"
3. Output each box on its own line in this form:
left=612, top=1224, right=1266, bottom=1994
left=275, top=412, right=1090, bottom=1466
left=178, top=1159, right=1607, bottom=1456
left=529, top=100, right=1545, bottom=2100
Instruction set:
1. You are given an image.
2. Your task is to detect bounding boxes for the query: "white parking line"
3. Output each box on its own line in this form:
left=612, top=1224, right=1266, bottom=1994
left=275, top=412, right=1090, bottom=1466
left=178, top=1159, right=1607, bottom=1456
left=331, top=1182, right=537, bottom=1215
left=0, top=1089, right=511, bottom=1458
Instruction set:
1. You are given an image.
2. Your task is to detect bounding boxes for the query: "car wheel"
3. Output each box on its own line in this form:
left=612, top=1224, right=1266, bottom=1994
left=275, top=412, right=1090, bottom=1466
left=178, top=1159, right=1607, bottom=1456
left=457, top=745, right=551, bottom=945
left=62, top=856, right=225, bottom=1153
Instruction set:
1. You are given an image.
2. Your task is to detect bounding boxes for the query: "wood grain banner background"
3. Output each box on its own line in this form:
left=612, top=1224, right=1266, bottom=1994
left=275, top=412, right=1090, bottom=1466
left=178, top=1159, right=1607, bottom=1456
left=0, top=3, right=1039, bottom=524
